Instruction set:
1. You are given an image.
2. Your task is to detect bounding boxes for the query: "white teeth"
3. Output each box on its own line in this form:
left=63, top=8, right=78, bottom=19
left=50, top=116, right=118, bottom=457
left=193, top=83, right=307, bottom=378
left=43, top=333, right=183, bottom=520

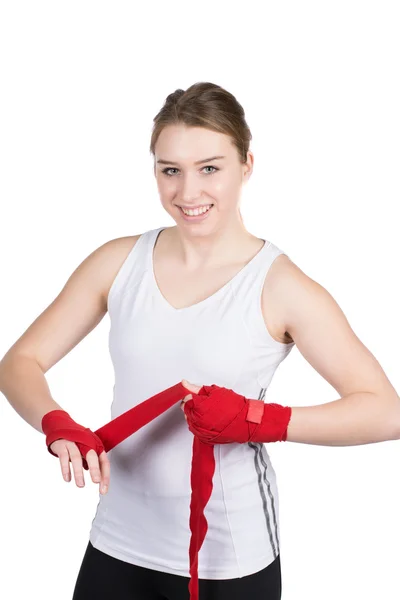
left=181, top=205, right=212, bottom=216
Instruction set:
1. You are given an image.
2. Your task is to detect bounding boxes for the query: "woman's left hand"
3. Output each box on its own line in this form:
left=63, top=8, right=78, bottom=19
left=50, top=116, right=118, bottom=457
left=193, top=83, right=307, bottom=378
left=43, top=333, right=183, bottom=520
left=180, top=379, right=202, bottom=420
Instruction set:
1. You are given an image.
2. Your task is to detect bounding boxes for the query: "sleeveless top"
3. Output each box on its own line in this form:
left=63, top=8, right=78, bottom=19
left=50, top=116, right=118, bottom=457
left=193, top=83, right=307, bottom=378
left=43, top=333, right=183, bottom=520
left=88, top=226, right=296, bottom=579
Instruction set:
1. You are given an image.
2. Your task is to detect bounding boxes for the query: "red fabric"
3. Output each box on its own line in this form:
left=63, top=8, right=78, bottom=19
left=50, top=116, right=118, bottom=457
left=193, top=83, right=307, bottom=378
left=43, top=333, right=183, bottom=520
left=41, top=382, right=291, bottom=600
left=183, top=384, right=292, bottom=444
left=41, top=409, right=106, bottom=470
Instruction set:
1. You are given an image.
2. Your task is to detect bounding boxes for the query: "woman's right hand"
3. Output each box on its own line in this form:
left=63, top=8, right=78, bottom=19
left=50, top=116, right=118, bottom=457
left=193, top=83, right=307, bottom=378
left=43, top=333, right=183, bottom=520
left=50, top=439, right=110, bottom=495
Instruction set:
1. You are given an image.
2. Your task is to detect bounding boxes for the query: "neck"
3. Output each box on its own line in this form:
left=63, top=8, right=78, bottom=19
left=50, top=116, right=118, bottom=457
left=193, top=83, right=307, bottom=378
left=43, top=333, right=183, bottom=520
left=166, top=220, right=261, bottom=270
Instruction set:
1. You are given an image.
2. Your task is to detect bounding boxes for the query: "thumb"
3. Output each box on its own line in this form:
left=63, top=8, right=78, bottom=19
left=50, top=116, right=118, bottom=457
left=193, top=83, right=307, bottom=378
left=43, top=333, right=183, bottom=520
left=181, top=379, right=202, bottom=394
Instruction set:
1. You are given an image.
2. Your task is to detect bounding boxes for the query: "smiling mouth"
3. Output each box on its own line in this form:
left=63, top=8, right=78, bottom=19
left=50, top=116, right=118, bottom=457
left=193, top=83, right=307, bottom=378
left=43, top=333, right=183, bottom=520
left=178, top=204, right=214, bottom=216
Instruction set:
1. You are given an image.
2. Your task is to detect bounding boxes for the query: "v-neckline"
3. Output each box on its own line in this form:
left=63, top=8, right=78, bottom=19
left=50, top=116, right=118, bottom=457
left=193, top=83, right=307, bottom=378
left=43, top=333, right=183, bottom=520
left=149, top=227, right=271, bottom=313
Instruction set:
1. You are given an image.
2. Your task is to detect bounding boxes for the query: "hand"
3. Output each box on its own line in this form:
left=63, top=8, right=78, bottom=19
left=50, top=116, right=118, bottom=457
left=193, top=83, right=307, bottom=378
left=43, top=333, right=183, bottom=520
left=49, top=439, right=110, bottom=495
left=180, top=379, right=202, bottom=421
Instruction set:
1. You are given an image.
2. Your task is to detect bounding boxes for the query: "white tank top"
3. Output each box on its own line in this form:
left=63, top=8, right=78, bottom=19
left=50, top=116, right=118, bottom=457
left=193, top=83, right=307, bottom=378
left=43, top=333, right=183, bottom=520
left=89, top=226, right=295, bottom=579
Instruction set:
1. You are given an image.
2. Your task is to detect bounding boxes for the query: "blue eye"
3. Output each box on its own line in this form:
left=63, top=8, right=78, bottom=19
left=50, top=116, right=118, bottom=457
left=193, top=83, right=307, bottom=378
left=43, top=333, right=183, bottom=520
left=161, top=166, right=219, bottom=177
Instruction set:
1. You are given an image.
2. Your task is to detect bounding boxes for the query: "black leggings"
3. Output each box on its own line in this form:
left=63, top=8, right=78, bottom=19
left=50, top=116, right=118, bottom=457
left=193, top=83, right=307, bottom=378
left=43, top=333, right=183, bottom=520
left=72, top=541, right=282, bottom=600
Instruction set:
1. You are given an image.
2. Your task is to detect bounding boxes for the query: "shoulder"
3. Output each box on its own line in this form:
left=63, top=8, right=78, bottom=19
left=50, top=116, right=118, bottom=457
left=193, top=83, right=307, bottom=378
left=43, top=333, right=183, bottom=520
left=261, top=252, right=311, bottom=345
left=97, top=234, right=143, bottom=308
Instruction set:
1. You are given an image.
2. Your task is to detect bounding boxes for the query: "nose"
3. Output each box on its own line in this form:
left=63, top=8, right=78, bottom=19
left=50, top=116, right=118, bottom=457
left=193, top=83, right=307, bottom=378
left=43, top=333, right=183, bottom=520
left=179, top=171, right=202, bottom=204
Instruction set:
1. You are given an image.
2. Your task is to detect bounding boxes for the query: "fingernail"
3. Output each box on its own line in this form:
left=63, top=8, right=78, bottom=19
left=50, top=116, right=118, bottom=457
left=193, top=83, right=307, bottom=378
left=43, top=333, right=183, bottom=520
left=101, top=486, right=108, bottom=494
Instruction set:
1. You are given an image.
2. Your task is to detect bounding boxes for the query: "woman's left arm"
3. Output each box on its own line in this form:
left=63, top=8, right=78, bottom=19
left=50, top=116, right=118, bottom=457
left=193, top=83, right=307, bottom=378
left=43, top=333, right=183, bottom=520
left=278, top=259, right=400, bottom=446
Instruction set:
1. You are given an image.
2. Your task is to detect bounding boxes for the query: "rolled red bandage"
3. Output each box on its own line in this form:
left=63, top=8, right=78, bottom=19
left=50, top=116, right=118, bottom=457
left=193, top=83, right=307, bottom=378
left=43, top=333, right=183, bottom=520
left=41, top=410, right=105, bottom=470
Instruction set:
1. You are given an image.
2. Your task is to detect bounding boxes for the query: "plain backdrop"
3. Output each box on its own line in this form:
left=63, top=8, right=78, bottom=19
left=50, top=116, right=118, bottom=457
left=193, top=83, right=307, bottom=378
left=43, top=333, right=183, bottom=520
left=0, top=1, right=399, bottom=599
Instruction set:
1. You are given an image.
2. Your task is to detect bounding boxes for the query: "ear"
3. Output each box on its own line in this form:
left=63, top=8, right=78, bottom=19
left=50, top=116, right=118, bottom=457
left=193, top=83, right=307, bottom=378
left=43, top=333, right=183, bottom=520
left=243, top=150, right=254, bottom=182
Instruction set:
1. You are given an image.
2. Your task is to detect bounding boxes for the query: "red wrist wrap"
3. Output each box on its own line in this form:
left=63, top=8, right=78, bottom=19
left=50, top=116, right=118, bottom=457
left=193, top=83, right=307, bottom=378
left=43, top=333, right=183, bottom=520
left=41, top=383, right=291, bottom=600
left=41, top=410, right=106, bottom=470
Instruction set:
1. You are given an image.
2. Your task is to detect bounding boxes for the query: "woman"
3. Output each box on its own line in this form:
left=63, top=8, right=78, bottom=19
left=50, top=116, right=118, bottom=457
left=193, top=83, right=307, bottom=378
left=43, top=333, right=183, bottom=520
left=0, top=82, right=398, bottom=600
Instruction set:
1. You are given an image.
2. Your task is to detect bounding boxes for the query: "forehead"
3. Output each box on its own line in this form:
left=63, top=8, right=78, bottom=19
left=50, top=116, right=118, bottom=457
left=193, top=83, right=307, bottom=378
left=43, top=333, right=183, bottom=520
left=155, top=125, right=234, bottom=162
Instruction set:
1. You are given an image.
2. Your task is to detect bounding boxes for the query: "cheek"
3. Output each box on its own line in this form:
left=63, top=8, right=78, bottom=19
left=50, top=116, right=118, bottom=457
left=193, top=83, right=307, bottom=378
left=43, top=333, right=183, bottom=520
left=208, top=181, right=237, bottom=205
left=210, top=173, right=239, bottom=195
left=157, top=179, right=177, bottom=198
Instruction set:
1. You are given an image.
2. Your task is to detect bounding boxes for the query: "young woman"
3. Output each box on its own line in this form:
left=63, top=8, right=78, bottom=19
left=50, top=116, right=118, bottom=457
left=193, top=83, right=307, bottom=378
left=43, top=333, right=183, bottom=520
left=1, top=82, right=398, bottom=600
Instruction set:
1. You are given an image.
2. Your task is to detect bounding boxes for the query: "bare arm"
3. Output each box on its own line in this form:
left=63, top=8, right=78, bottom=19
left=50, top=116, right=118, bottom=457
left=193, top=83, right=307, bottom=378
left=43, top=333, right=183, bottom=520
left=0, top=356, right=64, bottom=432
left=0, top=235, right=139, bottom=433
left=272, top=257, right=400, bottom=445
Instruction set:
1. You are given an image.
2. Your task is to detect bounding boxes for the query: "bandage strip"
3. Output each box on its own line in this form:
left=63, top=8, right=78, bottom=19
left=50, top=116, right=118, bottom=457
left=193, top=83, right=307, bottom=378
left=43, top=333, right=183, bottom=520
left=43, top=382, right=291, bottom=600
left=92, top=381, right=212, bottom=600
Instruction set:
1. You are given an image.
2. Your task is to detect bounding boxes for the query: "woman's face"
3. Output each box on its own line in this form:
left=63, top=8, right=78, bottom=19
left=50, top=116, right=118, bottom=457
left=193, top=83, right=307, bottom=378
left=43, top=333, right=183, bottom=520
left=153, top=124, right=253, bottom=228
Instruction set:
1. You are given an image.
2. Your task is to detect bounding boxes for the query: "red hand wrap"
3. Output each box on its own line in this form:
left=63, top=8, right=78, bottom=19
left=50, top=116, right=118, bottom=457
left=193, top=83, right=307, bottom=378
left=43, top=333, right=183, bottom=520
left=183, top=384, right=292, bottom=444
left=41, top=383, right=291, bottom=600
left=41, top=410, right=105, bottom=470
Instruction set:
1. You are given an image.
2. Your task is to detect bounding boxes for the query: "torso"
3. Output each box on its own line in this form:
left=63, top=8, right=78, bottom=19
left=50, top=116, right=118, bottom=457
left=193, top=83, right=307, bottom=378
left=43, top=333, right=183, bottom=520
left=103, top=227, right=294, bottom=346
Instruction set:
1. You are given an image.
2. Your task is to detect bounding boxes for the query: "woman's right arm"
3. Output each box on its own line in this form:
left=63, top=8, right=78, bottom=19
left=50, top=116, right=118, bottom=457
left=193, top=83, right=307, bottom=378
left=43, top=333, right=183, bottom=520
left=0, top=235, right=140, bottom=488
left=0, top=235, right=139, bottom=428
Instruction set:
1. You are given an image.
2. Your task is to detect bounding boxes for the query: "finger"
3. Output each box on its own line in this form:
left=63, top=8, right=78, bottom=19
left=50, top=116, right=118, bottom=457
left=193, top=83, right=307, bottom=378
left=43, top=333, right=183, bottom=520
left=85, top=449, right=102, bottom=485
left=189, top=385, right=224, bottom=417
left=58, top=446, right=71, bottom=482
left=182, top=380, right=199, bottom=393
left=98, top=451, right=110, bottom=494
left=67, top=443, right=86, bottom=488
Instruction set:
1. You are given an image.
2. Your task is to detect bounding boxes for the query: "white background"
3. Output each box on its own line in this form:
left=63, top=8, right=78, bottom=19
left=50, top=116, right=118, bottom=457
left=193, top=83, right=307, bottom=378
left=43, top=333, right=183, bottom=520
left=0, top=1, right=399, bottom=599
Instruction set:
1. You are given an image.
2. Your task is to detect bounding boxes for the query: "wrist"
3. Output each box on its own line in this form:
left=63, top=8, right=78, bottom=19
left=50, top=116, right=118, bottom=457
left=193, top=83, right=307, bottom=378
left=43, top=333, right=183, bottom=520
left=247, top=400, right=292, bottom=443
left=41, top=409, right=71, bottom=435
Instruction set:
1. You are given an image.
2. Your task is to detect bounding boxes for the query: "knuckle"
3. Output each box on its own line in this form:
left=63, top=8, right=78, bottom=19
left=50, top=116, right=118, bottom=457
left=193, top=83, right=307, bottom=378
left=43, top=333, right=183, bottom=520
left=65, top=440, right=77, bottom=448
left=71, top=461, right=84, bottom=477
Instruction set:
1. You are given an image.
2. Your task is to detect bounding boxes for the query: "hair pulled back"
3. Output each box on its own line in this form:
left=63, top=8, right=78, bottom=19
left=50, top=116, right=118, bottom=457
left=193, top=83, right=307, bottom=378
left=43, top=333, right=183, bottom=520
left=149, top=82, right=252, bottom=164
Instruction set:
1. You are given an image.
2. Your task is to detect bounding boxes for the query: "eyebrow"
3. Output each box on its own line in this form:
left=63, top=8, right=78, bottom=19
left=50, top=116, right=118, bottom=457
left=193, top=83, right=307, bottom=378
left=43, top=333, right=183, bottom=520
left=156, top=155, right=226, bottom=166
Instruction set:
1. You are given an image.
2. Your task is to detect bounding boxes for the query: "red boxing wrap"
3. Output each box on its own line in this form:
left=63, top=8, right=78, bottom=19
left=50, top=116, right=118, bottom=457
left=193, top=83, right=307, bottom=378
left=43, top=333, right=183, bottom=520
left=41, top=410, right=105, bottom=470
left=41, top=383, right=291, bottom=600
left=183, top=384, right=292, bottom=444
